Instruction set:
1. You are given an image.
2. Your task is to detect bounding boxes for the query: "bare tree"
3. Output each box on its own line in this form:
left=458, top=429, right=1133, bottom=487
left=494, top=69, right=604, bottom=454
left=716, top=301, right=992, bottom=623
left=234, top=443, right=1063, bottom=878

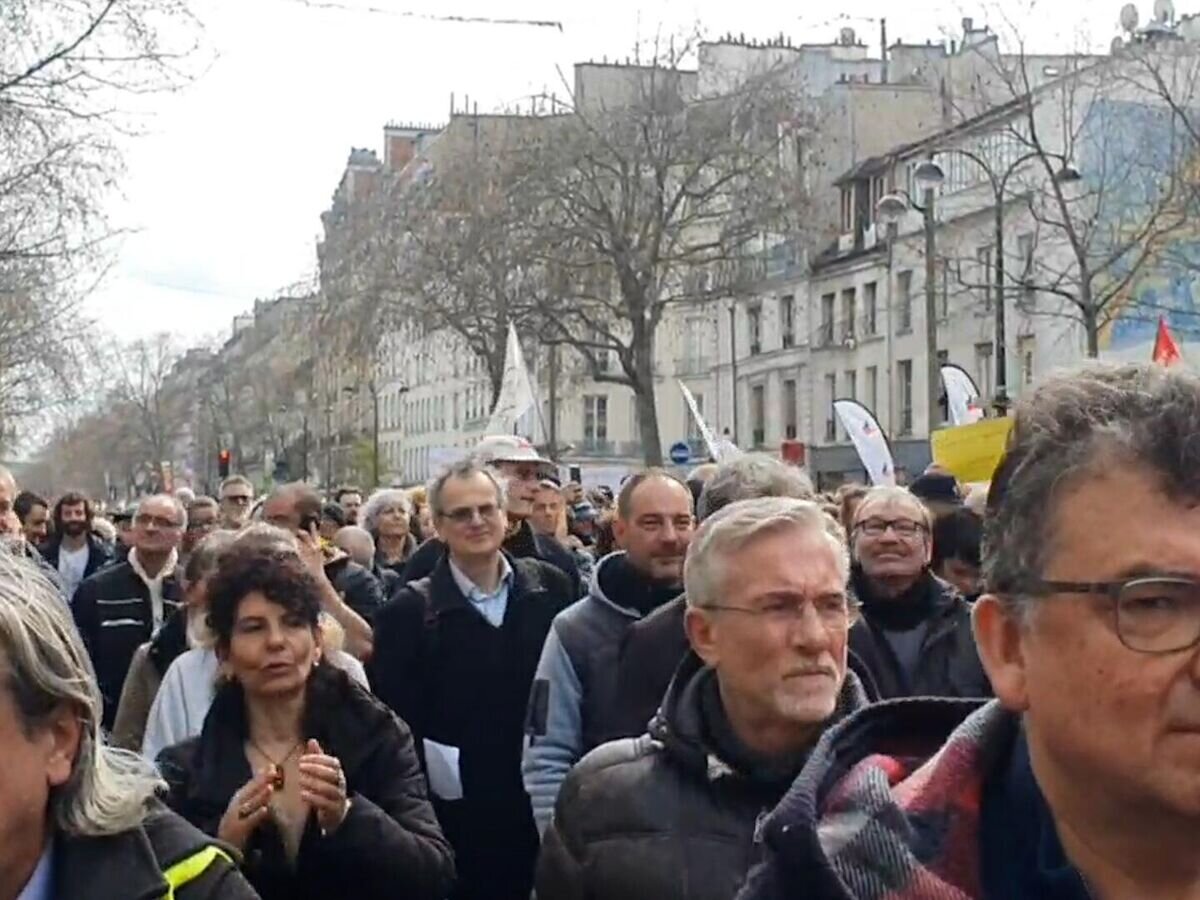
left=940, top=33, right=1200, bottom=358
left=0, top=0, right=198, bottom=436
left=517, top=42, right=814, bottom=463
left=105, top=333, right=187, bottom=486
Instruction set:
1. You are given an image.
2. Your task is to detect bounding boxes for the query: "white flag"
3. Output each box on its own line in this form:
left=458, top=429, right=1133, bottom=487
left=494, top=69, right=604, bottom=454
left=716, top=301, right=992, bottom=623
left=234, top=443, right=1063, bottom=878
left=678, top=380, right=741, bottom=463
left=486, top=322, right=537, bottom=435
left=940, top=365, right=984, bottom=427
left=834, top=400, right=896, bottom=486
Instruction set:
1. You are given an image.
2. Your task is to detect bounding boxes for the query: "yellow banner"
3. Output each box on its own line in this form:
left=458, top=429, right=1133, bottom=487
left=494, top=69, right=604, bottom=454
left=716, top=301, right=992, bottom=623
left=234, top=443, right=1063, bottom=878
left=929, top=418, right=1014, bottom=484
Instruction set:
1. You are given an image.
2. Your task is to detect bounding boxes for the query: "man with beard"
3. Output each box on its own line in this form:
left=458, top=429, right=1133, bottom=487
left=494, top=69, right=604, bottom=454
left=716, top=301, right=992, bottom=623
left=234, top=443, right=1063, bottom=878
left=40, top=491, right=114, bottom=600
left=402, top=436, right=582, bottom=597
left=524, top=469, right=695, bottom=833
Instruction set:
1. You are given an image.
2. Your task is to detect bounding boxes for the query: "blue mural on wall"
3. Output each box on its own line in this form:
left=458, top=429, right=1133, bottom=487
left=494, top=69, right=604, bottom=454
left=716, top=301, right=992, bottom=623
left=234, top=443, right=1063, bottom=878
left=1076, top=97, right=1200, bottom=351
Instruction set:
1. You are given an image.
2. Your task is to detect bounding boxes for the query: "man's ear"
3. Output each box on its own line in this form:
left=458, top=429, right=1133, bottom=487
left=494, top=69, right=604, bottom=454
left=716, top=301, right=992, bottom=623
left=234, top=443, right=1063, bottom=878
left=684, top=605, right=720, bottom=668
left=972, top=595, right=1031, bottom=711
left=612, top=516, right=628, bottom=549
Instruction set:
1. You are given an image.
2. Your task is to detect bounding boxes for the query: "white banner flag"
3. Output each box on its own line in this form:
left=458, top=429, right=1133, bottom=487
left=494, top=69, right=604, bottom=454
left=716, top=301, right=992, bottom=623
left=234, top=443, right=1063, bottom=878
left=940, top=364, right=984, bottom=427
left=834, top=399, right=896, bottom=486
left=678, top=380, right=741, bottom=463
left=486, top=322, right=537, bottom=435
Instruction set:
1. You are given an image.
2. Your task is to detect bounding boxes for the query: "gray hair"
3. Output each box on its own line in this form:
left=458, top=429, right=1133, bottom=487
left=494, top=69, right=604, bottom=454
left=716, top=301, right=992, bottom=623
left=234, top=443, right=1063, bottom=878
left=334, top=526, right=376, bottom=567
left=134, top=493, right=188, bottom=530
left=985, top=363, right=1200, bottom=598
left=684, top=497, right=850, bottom=609
left=0, top=548, right=162, bottom=835
left=361, top=489, right=413, bottom=535
left=183, top=529, right=236, bottom=587
left=853, top=485, right=933, bottom=531
left=428, top=459, right=508, bottom=518
left=0, top=465, right=14, bottom=492
left=696, top=454, right=815, bottom=522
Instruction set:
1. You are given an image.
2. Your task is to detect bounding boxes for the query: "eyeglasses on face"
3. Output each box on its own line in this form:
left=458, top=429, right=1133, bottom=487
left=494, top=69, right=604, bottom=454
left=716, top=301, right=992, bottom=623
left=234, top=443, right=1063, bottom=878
left=134, top=513, right=183, bottom=530
left=1020, top=576, right=1200, bottom=654
left=222, top=494, right=252, bottom=505
left=854, top=518, right=926, bottom=538
left=442, top=503, right=501, bottom=525
left=699, top=595, right=861, bottom=631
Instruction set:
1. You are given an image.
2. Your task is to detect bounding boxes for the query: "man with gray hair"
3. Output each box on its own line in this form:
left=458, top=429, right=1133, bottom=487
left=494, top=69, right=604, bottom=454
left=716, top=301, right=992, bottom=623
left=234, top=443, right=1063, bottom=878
left=0, top=548, right=257, bottom=899
left=537, top=497, right=867, bottom=900
left=741, top=363, right=1200, bottom=900
left=72, top=494, right=186, bottom=730
left=369, top=458, right=575, bottom=900
left=846, top=484, right=989, bottom=699
left=607, top=454, right=817, bottom=739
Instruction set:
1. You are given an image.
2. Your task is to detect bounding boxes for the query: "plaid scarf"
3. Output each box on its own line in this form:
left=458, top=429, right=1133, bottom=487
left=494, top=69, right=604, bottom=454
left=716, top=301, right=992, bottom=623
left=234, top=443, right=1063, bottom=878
left=815, top=700, right=1018, bottom=900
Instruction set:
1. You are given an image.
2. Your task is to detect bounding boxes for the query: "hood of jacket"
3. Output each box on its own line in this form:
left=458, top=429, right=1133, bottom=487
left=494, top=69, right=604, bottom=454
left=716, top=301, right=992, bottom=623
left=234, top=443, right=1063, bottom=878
left=589, top=551, right=683, bottom=620
left=648, top=650, right=870, bottom=789
left=754, top=696, right=1012, bottom=900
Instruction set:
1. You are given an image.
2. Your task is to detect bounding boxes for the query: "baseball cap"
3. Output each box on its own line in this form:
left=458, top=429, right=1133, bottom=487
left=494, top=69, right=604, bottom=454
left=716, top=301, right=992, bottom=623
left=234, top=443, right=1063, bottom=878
left=474, top=435, right=555, bottom=473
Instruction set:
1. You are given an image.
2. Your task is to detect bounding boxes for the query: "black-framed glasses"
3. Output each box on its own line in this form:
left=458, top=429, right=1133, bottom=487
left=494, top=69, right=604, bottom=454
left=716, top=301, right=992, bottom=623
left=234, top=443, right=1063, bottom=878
left=442, top=503, right=500, bottom=525
left=699, top=596, right=862, bottom=631
left=1022, top=577, right=1200, bottom=654
left=854, top=518, right=926, bottom=538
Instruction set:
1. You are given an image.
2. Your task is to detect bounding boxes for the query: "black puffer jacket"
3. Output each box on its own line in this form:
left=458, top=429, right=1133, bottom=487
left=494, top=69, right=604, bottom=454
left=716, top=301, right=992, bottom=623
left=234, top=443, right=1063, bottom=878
left=326, top=556, right=386, bottom=624
left=158, top=666, right=455, bottom=900
left=535, top=652, right=869, bottom=900
left=849, top=567, right=991, bottom=699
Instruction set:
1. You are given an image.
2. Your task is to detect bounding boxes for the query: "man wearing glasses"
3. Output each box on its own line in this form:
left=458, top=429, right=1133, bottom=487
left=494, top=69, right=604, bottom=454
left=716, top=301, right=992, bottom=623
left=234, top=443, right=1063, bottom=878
left=741, top=363, right=1200, bottom=900
left=217, top=475, right=255, bottom=530
left=72, top=494, right=186, bottom=729
left=537, top=497, right=868, bottom=900
left=369, top=458, right=574, bottom=900
left=847, top=485, right=989, bottom=699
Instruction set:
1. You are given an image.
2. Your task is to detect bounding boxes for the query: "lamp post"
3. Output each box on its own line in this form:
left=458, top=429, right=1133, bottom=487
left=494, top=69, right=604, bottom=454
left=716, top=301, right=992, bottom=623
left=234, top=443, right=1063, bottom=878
left=323, top=401, right=334, bottom=493
left=877, top=158, right=946, bottom=437
left=873, top=203, right=905, bottom=435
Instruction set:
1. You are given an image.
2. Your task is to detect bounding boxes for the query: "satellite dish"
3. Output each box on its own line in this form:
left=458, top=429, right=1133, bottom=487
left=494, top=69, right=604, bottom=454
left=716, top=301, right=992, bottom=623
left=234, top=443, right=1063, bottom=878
left=1154, top=0, right=1174, bottom=23
left=1111, top=35, right=1125, bottom=53
left=1119, top=2, right=1140, bottom=33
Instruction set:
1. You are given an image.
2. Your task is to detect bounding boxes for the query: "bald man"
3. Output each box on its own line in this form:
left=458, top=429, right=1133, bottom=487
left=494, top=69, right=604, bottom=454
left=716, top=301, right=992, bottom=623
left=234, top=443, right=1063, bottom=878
left=334, top=525, right=401, bottom=599
left=0, top=466, right=17, bottom=538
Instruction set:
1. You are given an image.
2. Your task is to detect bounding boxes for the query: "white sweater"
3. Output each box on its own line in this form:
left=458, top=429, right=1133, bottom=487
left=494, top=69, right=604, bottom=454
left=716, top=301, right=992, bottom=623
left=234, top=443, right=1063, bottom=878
left=142, top=648, right=370, bottom=762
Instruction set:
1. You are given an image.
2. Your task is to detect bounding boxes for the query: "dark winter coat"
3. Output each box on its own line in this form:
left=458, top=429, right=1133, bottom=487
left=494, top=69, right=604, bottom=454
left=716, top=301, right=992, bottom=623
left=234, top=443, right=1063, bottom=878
left=157, top=666, right=455, bottom=900
left=72, top=560, right=184, bottom=729
left=325, top=556, right=386, bottom=624
left=369, top=553, right=574, bottom=900
left=39, top=533, right=115, bottom=589
left=53, top=803, right=259, bottom=900
left=848, top=568, right=991, bottom=700
left=536, top=652, right=869, bottom=900
left=402, top=519, right=583, bottom=598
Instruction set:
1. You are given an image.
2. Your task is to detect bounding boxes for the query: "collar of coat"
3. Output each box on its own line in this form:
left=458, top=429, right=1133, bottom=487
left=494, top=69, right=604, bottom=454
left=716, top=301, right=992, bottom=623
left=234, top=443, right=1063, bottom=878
left=128, top=548, right=178, bottom=590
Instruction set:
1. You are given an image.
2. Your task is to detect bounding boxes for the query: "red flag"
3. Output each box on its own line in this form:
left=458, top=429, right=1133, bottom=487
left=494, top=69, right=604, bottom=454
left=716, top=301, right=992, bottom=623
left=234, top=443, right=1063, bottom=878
left=1153, top=317, right=1182, bottom=367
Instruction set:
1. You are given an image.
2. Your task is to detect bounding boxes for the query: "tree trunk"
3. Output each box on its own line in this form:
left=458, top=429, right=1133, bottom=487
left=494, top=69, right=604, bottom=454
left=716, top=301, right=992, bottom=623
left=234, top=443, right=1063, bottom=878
left=1082, top=295, right=1100, bottom=358
left=631, top=325, right=662, bottom=465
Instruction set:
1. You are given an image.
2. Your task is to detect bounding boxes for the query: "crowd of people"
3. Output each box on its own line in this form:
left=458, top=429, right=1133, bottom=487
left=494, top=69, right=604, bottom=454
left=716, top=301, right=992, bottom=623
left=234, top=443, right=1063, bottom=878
left=1, top=361, right=1199, bottom=898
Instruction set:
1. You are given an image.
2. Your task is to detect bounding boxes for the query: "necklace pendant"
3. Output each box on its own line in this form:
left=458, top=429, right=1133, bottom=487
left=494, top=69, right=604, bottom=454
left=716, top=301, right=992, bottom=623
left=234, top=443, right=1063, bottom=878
left=270, top=767, right=286, bottom=790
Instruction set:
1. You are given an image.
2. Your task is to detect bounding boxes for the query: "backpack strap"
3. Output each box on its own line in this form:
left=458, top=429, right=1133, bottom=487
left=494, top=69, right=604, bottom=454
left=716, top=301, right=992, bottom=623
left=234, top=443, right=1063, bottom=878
left=161, top=845, right=234, bottom=899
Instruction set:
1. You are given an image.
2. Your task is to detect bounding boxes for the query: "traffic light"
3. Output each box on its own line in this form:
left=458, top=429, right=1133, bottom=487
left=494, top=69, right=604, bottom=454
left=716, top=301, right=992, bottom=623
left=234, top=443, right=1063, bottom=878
left=218, top=449, right=231, bottom=478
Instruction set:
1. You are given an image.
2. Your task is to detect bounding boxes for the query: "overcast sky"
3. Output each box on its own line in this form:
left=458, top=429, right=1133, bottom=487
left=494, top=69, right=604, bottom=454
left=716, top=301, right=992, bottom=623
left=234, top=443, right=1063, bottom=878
left=90, top=0, right=1122, bottom=341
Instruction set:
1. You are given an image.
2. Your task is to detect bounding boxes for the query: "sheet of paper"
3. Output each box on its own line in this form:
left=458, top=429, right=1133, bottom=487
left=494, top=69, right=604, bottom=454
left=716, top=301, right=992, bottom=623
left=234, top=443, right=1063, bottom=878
left=423, top=738, right=463, bottom=801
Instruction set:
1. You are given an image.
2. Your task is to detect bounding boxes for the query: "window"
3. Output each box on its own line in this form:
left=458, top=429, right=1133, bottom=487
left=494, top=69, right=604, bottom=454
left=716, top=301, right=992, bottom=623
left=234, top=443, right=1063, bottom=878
left=825, top=373, right=838, bottom=441
left=976, top=246, right=994, bottom=312
left=941, top=259, right=952, bottom=319
left=781, top=295, right=795, bottom=348
left=748, top=305, right=762, bottom=355
left=841, top=288, right=857, bottom=340
left=840, top=186, right=853, bottom=233
left=751, top=385, right=766, bottom=447
left=820, top=293, right=836, bottom=345
left=897, top=271, right=913, bottom=332
left=1019, top=335, right=1036, bottom=388
left=863, top=282, right=878, bottom=335
left=783, top=379, right=798, bottom=439
left=975, top=342, right=995, bottom=399
left=844, top=369, right=857, bottom=401
left=898, top=360, right=913, bottom=435
left=1017, top=232, right=1035, bottom=306
left=584, top=395, right=608, bottom=442
left=866, top=365, right=878, bottom=412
